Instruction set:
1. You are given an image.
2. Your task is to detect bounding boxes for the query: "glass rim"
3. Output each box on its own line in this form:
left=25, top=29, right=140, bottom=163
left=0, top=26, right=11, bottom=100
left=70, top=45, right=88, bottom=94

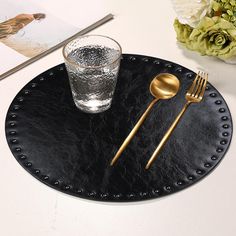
left=62, top=34, right=122, bottom=69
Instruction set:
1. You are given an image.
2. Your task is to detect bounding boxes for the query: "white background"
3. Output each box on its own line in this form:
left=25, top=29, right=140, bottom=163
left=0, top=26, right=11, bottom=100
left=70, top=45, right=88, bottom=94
left=0, top=0, right=236, bottom=235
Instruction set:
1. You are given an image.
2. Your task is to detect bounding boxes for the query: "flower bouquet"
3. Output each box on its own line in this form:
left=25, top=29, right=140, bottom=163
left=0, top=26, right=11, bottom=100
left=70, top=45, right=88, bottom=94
left=172, top=0, right=236, bottom=63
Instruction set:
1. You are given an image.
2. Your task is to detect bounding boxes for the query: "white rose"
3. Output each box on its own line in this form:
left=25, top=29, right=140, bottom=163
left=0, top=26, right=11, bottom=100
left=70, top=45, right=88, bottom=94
left=171, top=0, right=212, bottom=27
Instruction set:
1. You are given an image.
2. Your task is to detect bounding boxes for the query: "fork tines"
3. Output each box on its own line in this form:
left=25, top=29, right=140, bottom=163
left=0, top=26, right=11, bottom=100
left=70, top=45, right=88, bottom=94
left=187, top=71, right=208, bottom=99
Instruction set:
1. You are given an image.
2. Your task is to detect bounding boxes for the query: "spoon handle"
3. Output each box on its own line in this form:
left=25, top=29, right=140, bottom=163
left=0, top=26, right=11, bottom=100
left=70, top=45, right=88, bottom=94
left=110, top=98, right=159, bottom=166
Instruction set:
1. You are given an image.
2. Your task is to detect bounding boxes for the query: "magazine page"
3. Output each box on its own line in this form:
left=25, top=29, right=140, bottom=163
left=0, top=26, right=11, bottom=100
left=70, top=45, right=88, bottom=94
left=0, top=0, right=111, bottom=79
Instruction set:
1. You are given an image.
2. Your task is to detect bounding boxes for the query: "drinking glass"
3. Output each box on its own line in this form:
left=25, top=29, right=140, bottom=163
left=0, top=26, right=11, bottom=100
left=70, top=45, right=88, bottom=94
left=63, top=35, right=122, bottom=113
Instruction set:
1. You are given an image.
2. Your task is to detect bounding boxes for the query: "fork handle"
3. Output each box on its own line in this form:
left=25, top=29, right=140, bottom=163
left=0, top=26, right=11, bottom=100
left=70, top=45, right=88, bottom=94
left=145, top=101, right=191, bottom=169
left=110, top=98, right=159, bottom=166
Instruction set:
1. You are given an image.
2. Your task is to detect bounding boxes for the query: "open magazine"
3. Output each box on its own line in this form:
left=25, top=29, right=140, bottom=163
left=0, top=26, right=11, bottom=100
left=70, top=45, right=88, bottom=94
left=0, top=0, right=113, bottom=80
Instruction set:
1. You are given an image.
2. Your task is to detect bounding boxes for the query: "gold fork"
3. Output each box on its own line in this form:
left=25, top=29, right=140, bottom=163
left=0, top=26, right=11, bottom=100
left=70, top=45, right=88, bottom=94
left=145, top=71, right=208, bottom=170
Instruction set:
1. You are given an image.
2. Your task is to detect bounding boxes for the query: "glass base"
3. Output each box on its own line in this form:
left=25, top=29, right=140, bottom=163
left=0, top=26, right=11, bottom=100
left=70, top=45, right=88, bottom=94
left=74, top=99, right=112, bottom=113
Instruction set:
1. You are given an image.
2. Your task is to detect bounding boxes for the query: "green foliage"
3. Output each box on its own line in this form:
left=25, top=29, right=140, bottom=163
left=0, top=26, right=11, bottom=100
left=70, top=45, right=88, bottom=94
left=174, top=17, right=236, bottom=59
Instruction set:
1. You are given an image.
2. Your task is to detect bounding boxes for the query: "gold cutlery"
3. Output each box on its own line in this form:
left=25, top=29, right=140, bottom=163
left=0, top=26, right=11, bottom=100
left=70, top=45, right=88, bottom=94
left=145, top=71, right=208, bottom=169
left=110, top=73, right=180, bottom=166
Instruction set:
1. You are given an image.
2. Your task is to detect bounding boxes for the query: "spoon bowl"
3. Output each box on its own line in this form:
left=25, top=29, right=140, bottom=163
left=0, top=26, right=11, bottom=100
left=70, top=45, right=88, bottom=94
left=150, top=73, right=180, bottom=99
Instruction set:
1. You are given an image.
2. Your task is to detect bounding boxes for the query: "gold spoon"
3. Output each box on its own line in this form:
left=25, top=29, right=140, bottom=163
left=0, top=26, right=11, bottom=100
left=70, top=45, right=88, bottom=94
left=110, top=73, right=180, bottom=166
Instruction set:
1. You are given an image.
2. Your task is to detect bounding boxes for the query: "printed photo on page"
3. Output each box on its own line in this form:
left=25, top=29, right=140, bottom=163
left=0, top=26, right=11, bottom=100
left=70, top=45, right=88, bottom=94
left=0, top=0, right=110, bottom=79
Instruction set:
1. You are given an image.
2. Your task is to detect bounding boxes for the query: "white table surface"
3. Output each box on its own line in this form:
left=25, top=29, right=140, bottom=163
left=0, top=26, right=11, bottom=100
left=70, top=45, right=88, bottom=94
left=1, top=1, right=236, bottom=235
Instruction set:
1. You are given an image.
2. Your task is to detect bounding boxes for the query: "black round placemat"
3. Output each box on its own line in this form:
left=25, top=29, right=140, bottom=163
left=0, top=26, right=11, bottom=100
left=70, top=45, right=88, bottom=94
left=5, top=54, right=233, bottom=202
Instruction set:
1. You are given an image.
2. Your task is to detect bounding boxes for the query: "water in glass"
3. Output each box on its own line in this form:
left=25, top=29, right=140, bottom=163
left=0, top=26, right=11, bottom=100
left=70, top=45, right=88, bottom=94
left=66, top=45, right=120, bottom=113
